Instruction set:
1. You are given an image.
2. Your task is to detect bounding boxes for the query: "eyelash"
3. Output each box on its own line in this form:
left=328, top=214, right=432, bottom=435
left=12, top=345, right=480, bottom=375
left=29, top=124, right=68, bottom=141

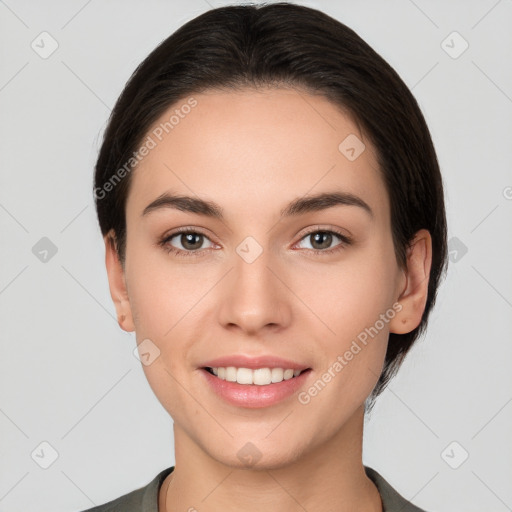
left=158, top=226, right=352, bottom=259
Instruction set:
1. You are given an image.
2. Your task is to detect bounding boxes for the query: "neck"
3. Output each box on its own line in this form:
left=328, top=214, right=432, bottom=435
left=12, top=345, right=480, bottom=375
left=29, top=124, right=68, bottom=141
left=161, top=405, right=382, bottom=512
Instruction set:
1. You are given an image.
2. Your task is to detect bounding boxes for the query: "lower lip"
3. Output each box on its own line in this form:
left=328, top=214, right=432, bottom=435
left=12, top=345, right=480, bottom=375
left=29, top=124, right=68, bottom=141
left=200, top=368, right=311, bottom=408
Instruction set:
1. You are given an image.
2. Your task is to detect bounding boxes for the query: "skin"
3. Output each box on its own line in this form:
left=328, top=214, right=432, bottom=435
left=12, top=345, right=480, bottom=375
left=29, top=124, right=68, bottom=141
left=104, top=88, right=432, bottom=512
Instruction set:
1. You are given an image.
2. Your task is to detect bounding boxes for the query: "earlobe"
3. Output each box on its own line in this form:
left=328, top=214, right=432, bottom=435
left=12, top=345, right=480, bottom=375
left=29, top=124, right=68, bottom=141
left=389, top=229, right=432, bottom=335
left=104, top=230, right=135, bottom=332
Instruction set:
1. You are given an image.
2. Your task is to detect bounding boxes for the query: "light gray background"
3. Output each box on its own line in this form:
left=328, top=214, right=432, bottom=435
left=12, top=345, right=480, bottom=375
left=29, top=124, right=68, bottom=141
left=1, top=0, right=511, bottom=511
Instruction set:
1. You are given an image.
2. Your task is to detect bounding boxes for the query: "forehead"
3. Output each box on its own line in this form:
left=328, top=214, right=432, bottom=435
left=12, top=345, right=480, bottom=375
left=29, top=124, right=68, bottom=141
left=126, top=87, right=389, bottom=222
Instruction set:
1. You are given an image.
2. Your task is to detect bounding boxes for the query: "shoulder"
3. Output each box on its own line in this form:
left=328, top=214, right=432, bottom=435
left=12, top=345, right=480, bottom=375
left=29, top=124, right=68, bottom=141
left=77, top=466, right=174, bottom=512
left=364, top=466, right=430, bottom=512
left=78, top=486, right=144, bottom=512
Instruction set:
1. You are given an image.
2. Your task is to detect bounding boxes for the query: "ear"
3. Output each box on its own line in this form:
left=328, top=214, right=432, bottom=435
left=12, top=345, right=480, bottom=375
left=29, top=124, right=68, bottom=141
left=389, top=229, right=432, bottom=335
left=104, top=230, right=135, bottom=332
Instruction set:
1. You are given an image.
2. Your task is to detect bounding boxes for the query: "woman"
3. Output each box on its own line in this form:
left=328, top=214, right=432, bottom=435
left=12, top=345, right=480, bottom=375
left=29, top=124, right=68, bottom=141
left=86, top=3, right=447, bottom=511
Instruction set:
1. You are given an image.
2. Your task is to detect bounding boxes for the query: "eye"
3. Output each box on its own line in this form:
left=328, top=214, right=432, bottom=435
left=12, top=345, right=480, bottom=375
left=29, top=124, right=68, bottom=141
left=158, top=226, right=352, bottom=258
left=159, top=228, right=216, bottom=257
left=295, top=228, right=352, bottom=254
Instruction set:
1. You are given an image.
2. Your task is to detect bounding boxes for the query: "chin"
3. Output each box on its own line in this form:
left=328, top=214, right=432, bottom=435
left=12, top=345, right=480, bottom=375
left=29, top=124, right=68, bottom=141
left=219, top=452, right=301, bottom=472
left=205, top=434, right=310, bottom=472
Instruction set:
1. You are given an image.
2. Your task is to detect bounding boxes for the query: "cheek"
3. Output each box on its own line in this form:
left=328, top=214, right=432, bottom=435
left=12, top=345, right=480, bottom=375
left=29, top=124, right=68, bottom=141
left=297, top=275, right=393, bottom=423
left=126, top=248, right=216, bottom=338
left=293, top=242, right=397, bottom=402
left=296, top=246, right=399, bottom=343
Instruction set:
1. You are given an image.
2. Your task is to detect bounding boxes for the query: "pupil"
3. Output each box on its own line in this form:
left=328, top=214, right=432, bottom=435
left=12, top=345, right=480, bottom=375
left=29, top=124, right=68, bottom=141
left=182, top=233, right=202, bottom=250
left=312, top=232, right=331, bottom=249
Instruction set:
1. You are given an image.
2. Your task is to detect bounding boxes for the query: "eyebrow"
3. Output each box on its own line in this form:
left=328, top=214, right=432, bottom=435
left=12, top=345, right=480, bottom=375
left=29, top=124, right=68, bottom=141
left=142, top=191, right=373, bottom=220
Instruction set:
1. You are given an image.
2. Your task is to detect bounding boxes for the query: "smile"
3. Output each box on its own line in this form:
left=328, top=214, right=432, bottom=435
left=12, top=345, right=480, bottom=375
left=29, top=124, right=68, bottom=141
left=201, top=366, right=312, bottom=408
left=205, top=366, right=305, bottom=385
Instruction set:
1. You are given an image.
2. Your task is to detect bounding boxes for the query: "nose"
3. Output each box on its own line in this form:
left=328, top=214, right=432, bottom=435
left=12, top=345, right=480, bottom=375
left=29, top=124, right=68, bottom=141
left=217, top=244, right=292, bottom=336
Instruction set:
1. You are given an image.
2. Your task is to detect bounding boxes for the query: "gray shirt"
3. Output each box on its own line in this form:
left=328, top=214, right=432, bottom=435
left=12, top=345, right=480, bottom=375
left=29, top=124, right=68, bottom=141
left=79, top=465, right=427, bottom=512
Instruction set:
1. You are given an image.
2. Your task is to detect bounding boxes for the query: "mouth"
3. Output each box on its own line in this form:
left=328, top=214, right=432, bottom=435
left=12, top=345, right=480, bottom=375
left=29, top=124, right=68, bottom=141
left=203, top=366, right=311, bottom=385
left=199, top=355, right=312, bottom=407
left=200, top=365, right=312, bottom=408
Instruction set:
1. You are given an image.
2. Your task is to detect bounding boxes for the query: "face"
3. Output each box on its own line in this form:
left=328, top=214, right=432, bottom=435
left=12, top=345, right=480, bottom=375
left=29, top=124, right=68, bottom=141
left=110, top=88, right=413, bottom=469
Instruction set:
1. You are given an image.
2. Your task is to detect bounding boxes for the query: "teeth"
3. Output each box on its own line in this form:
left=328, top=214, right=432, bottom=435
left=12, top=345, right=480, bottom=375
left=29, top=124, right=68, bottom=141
left=237, top=367, right=254, bottom=384
left=209, top=367, right=304, bottom=385
left=254, top=368, right=272, bottom=385
left=225, top=366, right=237, bottom=382
left=283, top=369, right=294, bottom=380
left=271, top=368, right=283, bottom=383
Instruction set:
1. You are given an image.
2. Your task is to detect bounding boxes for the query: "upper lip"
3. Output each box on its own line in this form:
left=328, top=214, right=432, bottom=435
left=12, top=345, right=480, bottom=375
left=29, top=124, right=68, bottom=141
left=201, top=355, right=310, bottom=371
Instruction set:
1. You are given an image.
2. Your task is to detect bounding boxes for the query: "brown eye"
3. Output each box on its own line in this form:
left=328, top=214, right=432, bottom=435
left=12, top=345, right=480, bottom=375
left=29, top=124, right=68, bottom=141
left=162, top=230, right=216, bottom=255
left=309, top=232, right=333, bottom=250
left=179, top=232, right=204, bottom=250
left=295, top=229, right=352, bottom=254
